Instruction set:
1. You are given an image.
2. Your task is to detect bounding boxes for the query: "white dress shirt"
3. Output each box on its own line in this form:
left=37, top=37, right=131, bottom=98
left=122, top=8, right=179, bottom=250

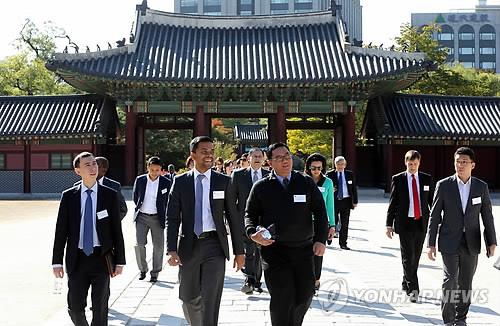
left=337, top=170, right=350, bottom=199
left=406, top=172, right=421, bottom=218
left=78, top=182, right=101, bottom=249
left=250, top=167, right=263, bottom=183
left=457, top=175, right=471, bottom=214
left=140, top=176, right=159, bottom=214
left=193, top=168, right=216, bottom=232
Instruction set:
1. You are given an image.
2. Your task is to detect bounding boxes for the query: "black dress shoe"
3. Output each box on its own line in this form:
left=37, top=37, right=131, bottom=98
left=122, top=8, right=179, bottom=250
left=240, top=282, right=254, bottom=294
left=409, top=292, right=418, bottom=303
left=255, top=286, right=263, bottom=293
left=150, top=276, right=158, bottom=283
left=340, top=245, right=350, bottom=250
left=139, top=272, right=146, bottom=280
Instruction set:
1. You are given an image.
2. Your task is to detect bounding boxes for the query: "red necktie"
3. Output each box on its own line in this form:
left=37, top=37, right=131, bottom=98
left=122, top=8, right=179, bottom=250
left=412, top=174, right=421, bottom=220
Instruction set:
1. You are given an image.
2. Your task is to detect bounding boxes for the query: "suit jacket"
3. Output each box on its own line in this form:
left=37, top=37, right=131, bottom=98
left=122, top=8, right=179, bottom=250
left=326, top=169, right=358, bottom=208
left=52, top=183, right=126, bottom=275
left=75, top=177, right=128, bottom=220
left=166, top=170, right=244, bottom=262
left=245, top=170, right=328, bottom=247
left=386, top=171, right=434, bottom=234
left=428, top=175, right=497, bottom=255
left=132, top=174, right=171, bottom=229
left=228, top=167, right=270, bottom=220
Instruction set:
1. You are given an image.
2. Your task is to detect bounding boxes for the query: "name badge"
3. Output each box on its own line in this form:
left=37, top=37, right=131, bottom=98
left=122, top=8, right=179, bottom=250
left=423, top=185, right=430, bottom=191
left=213, top=191, right=225, bottom=200
left=472, top=197, right=481, bottom=205
left=318, top=187, right=326, bottom=193
left=161, top=188, right=168, bottom=195
left=97, top=210, right=109, bottom=220
left=294, top=194, right=306, bottom=203
left=347, top=180, right=353, bottom=184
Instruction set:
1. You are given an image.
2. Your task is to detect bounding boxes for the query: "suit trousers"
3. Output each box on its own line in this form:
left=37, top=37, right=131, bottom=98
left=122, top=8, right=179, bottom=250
left=441, top=235, right=478, bottom=324
left=134, top=213, right=165, bottom=277
left=243, top=237, right=263, bottom=286
left=336, top=198, right=352, bottom=246
left=398, top=221, right=426, bottom=294
left=179, top=237, right=226, bottom=326
left=313, top=255, right=323, bottom=281
left=67, top=250, right=110, bottom=326
left=261, top=244, right=315, bottom=326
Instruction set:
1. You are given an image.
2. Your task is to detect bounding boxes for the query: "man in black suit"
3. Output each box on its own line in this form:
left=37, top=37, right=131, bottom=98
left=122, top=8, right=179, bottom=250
left=74, top=157, right=128, bottom=220
left=133, top=156, right=171, bottom=282
left=52, top=152, right=126, bottom=326
left=326, top=156, right=358, bottom=250
left=428, top=147, right=497, bottom=326
left=386, top=150, right=434, bottom=303
left=166, top=136, right=245, bottom=326
left=228, top=147, right=270, bottom=294
left=245, top=143, right=328, bottom=326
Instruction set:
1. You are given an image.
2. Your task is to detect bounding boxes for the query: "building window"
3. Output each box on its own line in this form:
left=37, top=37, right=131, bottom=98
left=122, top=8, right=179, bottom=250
left=50, top=153, right=73, bottom=170
left=459, top=33, right=475, bottom=40
left=438, top=33, right=454, bottom=41
left=180, top=0, right=198, bottom=13
left=480, top=47, right=496, bottom=54
left=0, top=154, right=4, bottom=170
left=271, top=0, right=288, bottom=3
left=204, top=0, right=220, bottom=4
left=460, top=61, right=475, bottom=68
left=443, top=47, right=455, bottom=55
left=181, top=0, right=197, bottom=5
left=459, top=47, right=475, bottom=55
left=271, top=9, right=289, bottom=14
left=295, top=0, right=312, bottom=2
left=480, top=33, right=496, bottom=40
left=238, top=0, right=254, bottom=15
left=480, top=61, right=496, bottom=69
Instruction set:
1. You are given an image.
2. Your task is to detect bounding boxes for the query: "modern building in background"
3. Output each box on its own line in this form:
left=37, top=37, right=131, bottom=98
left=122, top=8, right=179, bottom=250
left=412, top=0, right=500, bottom=72
left=174, top=0, right=362, bottom=42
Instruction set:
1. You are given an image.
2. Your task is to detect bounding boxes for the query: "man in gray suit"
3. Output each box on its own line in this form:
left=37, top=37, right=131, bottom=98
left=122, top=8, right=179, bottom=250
left=228, top=147, right=270, bottom=294
left=166, top=136, right=245, bottom=326
left=427, top=147, right=497, bottom=326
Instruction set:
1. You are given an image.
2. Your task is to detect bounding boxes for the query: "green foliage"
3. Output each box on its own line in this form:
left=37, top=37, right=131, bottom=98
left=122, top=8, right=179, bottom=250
left=214, top=141, right=237, bottom=161
left=287, top=129, right=332, bottom=158
left=395, top=23, right=447, bottom=65
left=145, top=129, right=193, bottom=169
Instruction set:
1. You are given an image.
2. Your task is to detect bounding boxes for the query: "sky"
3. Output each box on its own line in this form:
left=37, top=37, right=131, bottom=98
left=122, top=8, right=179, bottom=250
left=0, top=0, right=499, bottom=60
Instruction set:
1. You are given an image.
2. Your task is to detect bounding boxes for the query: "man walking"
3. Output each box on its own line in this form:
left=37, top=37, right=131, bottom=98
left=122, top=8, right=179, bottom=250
left=386, top=150, right=433, bottom=302
left=166, top=136, right=245, bottom=326
left=326, top=156, right=358, bottom=249
left=52, top=152, right=125, bottom=326
left=228, top=147, right=270, bottom=294
left=428, top=147, right=497, bottom=326
left=133, top=156, right=171, bottom=282
left=245, top=143, right=328, bottom=326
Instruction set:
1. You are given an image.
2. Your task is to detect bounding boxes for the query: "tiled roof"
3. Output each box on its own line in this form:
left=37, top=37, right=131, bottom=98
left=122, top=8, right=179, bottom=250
left=47, top=9, right=430, bottom=85
left=0, top=94, right=116, bottom=140
left=376, top=94, right=500, bottom=140
left=234, top=125, right=268, bottom=144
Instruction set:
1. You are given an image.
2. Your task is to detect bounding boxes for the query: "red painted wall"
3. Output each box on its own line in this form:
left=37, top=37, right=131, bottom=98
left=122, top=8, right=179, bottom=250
left=6, top=153, right=24, bottom=170
left=31, top=153, right=49, bottom=170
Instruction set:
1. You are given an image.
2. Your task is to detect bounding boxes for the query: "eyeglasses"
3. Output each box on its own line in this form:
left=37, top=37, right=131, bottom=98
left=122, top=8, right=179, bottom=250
left=272, top=154, right=292, bottom=162
left=310, top=166, right=322, bottom=171
left=455, top=160, right=472, bottom=166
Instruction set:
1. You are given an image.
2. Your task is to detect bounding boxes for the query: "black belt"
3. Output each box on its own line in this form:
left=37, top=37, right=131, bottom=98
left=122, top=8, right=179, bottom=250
left=140, top=212, right=157, bottom=216
left=198, top=231, right=217, bottom=239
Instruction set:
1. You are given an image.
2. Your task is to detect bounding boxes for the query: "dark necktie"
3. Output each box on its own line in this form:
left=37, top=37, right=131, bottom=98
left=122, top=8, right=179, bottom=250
left=337, top=172, right=344, bottom=199
left=83, top=189, right=94, bottom=256
left=253, top=171, right=259, bottom=184
left=283, top=177, right=289, bottom=190
left=412, top=174, right=421, bottom=220
left=194, top=174, right=204, bottom=236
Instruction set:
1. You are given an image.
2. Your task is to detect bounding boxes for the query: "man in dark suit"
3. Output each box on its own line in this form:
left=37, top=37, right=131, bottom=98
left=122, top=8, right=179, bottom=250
left=166, top=136, right=245, bottom=326
left=74, top=156, right=128, bottom=220
left=428, top=147, right=497, bottom=326
left=326, top=156, right=358, bottom=250
left=228, top=147, right=270, bottom=294
left=52, top=152, right=126, bottom=326
left=133, top=156, right=171, bottom=282
left=386, top=150, right=434, bottom=303
left=245, top=143, right=328, bottom=326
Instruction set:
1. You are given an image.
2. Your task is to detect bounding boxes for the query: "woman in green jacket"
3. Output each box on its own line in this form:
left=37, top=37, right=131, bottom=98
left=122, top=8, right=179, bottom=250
left=305, top=153, right=336, bottom=293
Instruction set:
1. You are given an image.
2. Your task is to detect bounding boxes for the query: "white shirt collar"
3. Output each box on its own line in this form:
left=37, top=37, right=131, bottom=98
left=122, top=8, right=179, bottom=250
left=147, top=175, right=160, bottom=184
left=80, top=181, right=98, bottom=194
left=250, top=167, right=262, bottom=174
left=456, top=174, right=472, bottom=186
left=194, top=168, right=211, bottom=181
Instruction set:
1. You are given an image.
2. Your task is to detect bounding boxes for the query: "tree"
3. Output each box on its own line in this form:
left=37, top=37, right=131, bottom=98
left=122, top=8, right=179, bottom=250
left=0, top=19, right=75, bottom=95
left=287, top=129, right=332, bottom=160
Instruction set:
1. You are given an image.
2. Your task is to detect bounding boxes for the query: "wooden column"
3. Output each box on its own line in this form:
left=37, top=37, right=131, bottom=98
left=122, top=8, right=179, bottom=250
left=137, top=125, right=145, bottom=175
left=23, top=141, right=31, bottom=193
left=275, top=105, right=286, bottom=143
left=194, top=105, right=207, bottom=136
left=334, top=124, right=343, bottom=158
left=125, top=102, right=137, bottom=186
left=344, top=105, right=356, bottom=173
left=385, top=144, right=393, bottom=193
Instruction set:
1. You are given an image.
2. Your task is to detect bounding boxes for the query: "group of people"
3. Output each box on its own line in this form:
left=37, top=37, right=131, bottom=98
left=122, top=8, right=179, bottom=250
left=51, top=138, right=497, bottom=326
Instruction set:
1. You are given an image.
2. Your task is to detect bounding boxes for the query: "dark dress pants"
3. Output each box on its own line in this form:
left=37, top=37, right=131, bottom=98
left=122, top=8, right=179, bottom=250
left=261, top=244, right=315, bottom=326
left=179, top=237, right=226, bottom=326
left=398, top=219, right=426, bottom=294
left=441, top=235, right=478, bottom=325
left=67, top=249, right=110, bottom=326
left=336, top=198, right=352, bottom=247
left=243, top=237, right=262, bottom=286
left=314, top=255, right=323, bottom=281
